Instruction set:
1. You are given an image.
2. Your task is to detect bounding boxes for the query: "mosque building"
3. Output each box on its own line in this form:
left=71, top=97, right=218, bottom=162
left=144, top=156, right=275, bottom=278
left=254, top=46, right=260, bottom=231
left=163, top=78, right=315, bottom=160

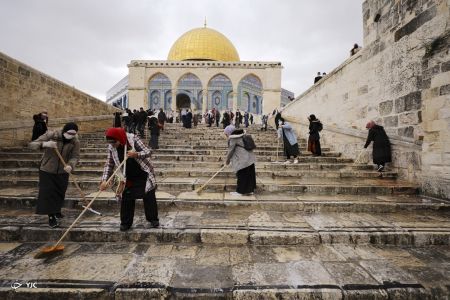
left=106, top=24, right=293, bottom=115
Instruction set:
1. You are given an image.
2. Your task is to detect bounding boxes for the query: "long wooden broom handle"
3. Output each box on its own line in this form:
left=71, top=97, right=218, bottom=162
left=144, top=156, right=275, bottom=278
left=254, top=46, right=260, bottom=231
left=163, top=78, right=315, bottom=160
left=51, top=157, right=128, bottom=249
left=195, top=164, right=226, bottom=193
left=54, top=148, right=86, bottom=199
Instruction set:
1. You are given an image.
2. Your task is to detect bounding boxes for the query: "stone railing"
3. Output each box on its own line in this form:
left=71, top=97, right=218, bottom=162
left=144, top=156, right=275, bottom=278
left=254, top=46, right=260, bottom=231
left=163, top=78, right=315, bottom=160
left=0, top=115, right=114, bottom=147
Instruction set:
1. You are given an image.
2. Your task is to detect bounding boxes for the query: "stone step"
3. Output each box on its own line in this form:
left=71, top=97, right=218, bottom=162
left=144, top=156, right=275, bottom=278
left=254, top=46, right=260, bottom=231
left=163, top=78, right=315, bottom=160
left=0, top=208, right=448, bottom=246
left=0, top=176, right=418, bottom=195
left=1, top=241, right=447, bottom=299
left=0, top=153, right=349, bottom=164
left=0, top=167, right=398, bottom=180
left=0, top=190, right=447, bottom=213
left=0, top=158, right=373, bottom=170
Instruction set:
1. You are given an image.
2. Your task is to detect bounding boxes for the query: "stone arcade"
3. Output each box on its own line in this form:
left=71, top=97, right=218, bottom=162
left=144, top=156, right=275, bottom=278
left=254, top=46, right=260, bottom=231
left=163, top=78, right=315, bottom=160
left=106, top=25, right=294, bottom=115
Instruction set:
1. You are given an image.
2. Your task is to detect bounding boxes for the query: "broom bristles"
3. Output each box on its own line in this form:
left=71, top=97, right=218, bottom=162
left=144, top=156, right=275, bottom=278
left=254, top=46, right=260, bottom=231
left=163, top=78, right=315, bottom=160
left=34, top=245, right=65, bottom=259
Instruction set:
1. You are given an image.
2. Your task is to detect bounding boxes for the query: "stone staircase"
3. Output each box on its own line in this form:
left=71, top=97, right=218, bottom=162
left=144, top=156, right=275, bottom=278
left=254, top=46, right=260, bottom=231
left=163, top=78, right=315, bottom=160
left=0, top=123, right=449, bottom=299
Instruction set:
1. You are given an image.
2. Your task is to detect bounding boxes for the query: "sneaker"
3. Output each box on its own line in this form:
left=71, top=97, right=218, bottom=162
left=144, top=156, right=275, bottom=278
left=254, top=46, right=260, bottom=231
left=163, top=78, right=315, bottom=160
left=284, top=160, right=291, bottom=164
left=48, top=216, right=59, bottom=228
left=120, top=224, right=131, bottom=231
left=150, top=220, right=160, bottom=228
left=230, top=192, right=243, bottom=196
left=245, top=192, right=254, bottom=196
left=293, top=159, right=299, bottom=164
left=55, top=212, right=64, bottom=219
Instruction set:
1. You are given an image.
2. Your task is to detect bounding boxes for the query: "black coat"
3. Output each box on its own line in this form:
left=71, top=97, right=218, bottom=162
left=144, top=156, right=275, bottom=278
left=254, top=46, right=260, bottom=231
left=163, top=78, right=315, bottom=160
left=364, top=125, right=391, bottom=164
left=32, top=114, right=47, bottom=141
left=158, top=111, right=166, bottom=124
left=222, top=112, right=230, bottom=128
left=185, top=112, right=193, bottom=128
left=308, top=120, right=322, bottom=141
left=113, top=112, right=122, bottom=127
left=148, top=117, right=160, bottom=136
left=274, top=112, right=282, bottom=129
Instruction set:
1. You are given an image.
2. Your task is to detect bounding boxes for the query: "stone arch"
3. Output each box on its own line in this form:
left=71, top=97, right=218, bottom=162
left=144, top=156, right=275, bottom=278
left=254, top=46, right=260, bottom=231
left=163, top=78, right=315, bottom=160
left=237, top=74, right=263, bottom=114
left=176, top=73, right=202, bottom=111
left=207, top=74, right=233, bottom=111
left=148, top=73, right=171, bottom=110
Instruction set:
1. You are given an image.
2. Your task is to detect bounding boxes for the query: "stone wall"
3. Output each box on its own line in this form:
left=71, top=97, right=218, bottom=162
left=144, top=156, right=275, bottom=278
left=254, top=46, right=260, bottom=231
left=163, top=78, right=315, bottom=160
left=0, top=115, right=115, bottom=148
left=280, top=0, right=450, bottom=199
left=0, top=51, right=119, bottom=146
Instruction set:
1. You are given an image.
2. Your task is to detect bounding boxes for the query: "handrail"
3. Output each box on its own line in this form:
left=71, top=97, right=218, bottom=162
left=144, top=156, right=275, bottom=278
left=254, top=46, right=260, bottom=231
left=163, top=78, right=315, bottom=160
left=277, top=114, right=422, bottom=150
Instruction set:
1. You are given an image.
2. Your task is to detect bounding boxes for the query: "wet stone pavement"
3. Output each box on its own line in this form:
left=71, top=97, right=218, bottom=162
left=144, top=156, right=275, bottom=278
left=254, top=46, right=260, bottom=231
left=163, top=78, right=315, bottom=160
left=0, top=241, right=449, bottom=299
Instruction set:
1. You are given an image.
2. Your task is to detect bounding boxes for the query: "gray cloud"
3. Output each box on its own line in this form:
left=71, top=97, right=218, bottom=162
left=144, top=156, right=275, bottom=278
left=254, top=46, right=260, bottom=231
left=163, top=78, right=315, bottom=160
left=0, top=0, right=363, bottom=100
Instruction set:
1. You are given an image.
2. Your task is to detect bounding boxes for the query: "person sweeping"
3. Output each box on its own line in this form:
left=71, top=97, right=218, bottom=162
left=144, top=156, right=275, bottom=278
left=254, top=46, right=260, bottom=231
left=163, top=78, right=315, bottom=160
left=277, top=117, right=300, bottom=164
left=99, top=127, right=159, bottom=231
left=224, top=125, right=256, bottom=196
left=29, top=122, right=80, bottom=228
left=364, top=120, right=391, bottom=172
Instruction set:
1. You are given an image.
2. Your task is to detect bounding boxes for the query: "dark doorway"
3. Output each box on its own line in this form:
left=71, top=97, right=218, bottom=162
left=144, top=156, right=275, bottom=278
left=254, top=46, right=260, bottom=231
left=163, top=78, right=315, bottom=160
left=176, top=94, right=191, bottom=109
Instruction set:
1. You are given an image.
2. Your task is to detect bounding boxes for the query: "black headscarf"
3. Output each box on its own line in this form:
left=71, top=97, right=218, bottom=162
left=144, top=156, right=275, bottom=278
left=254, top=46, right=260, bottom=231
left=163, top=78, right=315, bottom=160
left=62, top=122, right=79, bottom=133
left=309, top=114, right=317, bottom=121
left=62, top=122, right=79, bottom=143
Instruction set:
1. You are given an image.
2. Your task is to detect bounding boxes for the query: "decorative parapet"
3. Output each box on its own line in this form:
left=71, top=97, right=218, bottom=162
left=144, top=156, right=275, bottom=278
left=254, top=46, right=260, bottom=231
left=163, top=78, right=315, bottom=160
left=128, top=60, right=283, bottom=69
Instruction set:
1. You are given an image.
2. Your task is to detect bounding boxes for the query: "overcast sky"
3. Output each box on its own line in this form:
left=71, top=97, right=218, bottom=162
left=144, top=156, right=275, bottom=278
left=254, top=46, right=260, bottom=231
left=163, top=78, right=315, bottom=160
left=0, top=0, right=364, bottom=100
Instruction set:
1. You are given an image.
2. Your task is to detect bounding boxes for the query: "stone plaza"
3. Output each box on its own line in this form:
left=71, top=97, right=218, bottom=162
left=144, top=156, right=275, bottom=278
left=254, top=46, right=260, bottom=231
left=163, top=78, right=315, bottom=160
left=0, top=0, right=449, bottom=299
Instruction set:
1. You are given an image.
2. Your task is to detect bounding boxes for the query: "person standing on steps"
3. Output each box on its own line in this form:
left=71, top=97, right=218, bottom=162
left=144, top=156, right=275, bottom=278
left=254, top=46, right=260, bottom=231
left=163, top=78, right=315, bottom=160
left=274, top=109, right=282, bottom=130
left=277, top=117, right=300, bottom=164
left=235, top=109, right=242, bottom=128
left=157, top=108, right=166, bottom=131
left=244, top=111, right=249, bottom=128
left=185, top=109, right=193, bottom=128
left=364, top=120, right=391, bottom=172
left=31, top=111, right=48, bottom=141
left=261, top=114, right=268, bottom=131
left=148, top=113, right=160, bottom=150
left=224, top=125, right=257, bottom=196
left=100, top=127, right=159, bottom=231
left=307, top=114, right=322, bottom=156
left=222, top=111, right=231, bottom=129
left=249, top=113, right=254, bottom=125
left=215, top=109, right=221, bottom=127
left=29, top=122, right=80, bottom=228
left=113, top=111, right=122, bottom=128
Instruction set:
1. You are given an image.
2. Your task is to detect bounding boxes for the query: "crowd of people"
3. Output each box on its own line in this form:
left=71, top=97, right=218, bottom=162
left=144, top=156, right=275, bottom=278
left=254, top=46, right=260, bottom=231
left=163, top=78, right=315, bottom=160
left=29, top=105, right=391, bottom=230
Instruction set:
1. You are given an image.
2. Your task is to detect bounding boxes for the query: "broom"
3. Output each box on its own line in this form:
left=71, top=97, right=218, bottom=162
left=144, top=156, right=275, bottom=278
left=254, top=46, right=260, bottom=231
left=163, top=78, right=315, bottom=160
left=195, top=164, right=226, bottom=194
left=53, top=148, right=102, bottom=215
left=34, top=157, right=127, bottom=259
left=353, top=148, right=368, bottom=164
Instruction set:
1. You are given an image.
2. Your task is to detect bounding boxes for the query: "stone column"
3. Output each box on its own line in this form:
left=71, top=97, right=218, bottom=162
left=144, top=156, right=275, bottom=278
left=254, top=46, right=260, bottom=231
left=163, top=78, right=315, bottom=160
left=171, top=88, right=177, bottom=113
left=202, top=88, right=208, bottom=114
left=232, top=92, right=238, bottom=112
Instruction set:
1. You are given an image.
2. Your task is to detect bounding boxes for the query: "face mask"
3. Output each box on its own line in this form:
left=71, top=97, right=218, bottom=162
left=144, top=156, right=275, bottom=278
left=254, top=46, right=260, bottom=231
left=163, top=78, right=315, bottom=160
left=63, top=133, right=76, bottom=140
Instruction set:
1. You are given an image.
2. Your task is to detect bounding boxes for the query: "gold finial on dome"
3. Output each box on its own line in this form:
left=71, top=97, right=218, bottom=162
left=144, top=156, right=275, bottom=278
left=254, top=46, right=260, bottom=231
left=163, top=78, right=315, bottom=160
left=204, top=17, right=207, bottom=28
left=167, top=26, right=240, bottom=61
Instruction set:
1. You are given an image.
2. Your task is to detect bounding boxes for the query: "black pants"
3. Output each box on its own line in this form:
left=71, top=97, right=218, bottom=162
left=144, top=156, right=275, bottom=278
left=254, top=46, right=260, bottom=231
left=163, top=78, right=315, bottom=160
left=121, top=181, right=158, bottom=227
left=149, top=134, right=159, bottom=149
left=236, top=164, right=256, bottom=194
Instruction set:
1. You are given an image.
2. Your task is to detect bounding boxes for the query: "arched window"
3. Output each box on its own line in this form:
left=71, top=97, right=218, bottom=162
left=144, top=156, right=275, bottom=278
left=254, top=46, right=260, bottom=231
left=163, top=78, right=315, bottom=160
left=237, top=74, right=262, bottom=114
left=208, top=74, right=232, bottom=110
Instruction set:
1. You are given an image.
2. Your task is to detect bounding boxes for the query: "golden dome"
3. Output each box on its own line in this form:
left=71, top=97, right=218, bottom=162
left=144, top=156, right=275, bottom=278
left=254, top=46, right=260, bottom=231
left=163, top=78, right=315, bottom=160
left=168, top=27, right=240, bottom=61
